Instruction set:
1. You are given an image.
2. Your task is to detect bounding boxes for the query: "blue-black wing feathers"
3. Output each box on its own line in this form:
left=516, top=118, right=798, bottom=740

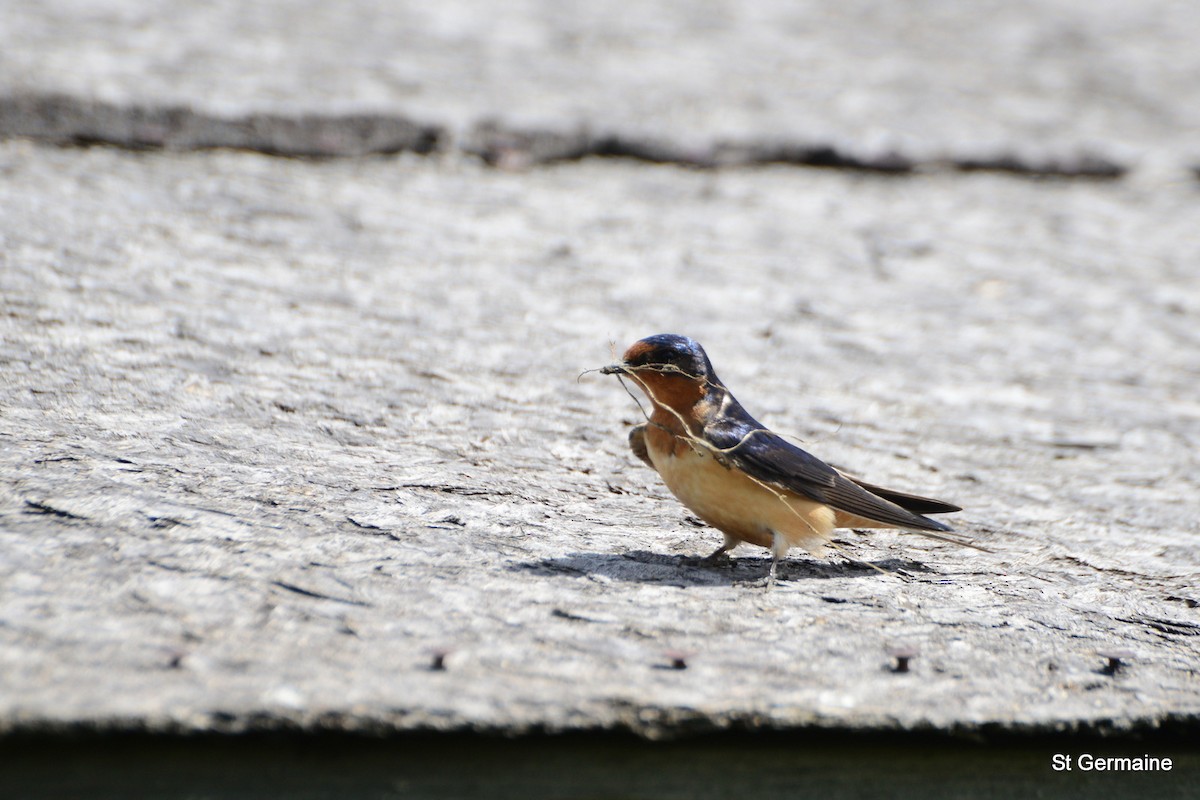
left=704, top=412, right=956, bottom=533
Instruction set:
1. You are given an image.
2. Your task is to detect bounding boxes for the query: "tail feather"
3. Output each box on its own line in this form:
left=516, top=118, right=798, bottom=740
left=836, top=472, right=985, bottom=550
left=844, top=476, right=962, bottom=516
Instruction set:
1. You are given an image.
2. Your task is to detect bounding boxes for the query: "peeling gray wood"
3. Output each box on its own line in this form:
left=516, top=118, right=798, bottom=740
left=3, top=1, right=1200, bottom=174
left=1, top=142, right=1197, bottom=738
left=0, top=93, right=443, bottom=157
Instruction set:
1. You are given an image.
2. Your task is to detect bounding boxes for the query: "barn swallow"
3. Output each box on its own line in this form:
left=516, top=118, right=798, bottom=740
left=602, top=334, right=973, bottom=584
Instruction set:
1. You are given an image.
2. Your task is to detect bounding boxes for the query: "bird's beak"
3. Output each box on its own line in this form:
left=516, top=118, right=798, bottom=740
left=600, top=363, right=628, bottom=375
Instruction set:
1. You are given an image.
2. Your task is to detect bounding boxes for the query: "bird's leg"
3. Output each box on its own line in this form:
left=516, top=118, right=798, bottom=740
left=698, top=534, right=739, bottom=564
left=766, top=530, right=789, bottom=589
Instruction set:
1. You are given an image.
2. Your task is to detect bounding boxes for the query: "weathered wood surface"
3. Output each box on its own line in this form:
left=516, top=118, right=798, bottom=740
left=2, top=141, right=1196, bottom=737
left=1, top=0, right=1198, bottom=744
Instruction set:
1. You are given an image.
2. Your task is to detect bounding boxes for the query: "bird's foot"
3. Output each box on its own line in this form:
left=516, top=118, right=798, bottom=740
left=685, top=545, right=734, bottom=568
left=742, top=558, right=779, bottom=590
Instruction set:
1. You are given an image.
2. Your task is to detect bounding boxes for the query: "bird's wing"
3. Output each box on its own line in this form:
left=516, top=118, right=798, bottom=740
left=705, top=418, right=955, bottom=534
left=627, top=423, right=655, bottom=468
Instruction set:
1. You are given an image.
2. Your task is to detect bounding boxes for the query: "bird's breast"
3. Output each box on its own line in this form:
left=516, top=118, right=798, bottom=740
left=643, top=422, right=836, bottom=554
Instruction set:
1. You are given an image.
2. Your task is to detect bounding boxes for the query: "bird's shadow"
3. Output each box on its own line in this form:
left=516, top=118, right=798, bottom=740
left=508, top=550, right=936, bottom=587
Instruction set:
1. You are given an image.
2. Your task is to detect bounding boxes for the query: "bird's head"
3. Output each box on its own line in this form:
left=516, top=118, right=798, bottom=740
left=601, top=334, right=723, bottom=409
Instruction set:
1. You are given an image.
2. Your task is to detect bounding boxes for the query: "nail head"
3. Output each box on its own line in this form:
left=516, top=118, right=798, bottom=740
left=663, top=650, right=690, bottom=670
left=887, top=646, right=919, bottom=674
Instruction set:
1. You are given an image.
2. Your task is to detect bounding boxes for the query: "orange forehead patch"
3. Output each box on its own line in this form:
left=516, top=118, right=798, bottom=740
left=622, top=340, right=654, bottom=363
